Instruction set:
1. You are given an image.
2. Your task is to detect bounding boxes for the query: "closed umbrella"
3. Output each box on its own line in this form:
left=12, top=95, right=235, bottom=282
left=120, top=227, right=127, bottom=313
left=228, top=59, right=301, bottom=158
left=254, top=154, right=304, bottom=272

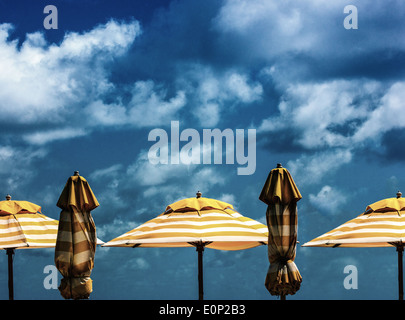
left=303, top=191, right=405, bottom=300
left=103, top=191, right=268, bottom=300
left=54, top=171, right=99, bottom=300
left=259, top=164, right=302, bottom=300
left=0, top=194, right=59, bottom=300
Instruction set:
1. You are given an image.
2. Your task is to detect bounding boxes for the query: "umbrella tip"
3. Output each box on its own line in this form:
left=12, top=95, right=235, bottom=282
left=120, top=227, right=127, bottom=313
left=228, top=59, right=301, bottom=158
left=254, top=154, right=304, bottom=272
left=74, top=171, right=79, bottom=176
left=5, top=194, right=11, bottom=201
left=196, top=191, right=202, bottom=198
left=277, top=163, right=283, bottom=168
left=397, top=191, right=402, bottom=198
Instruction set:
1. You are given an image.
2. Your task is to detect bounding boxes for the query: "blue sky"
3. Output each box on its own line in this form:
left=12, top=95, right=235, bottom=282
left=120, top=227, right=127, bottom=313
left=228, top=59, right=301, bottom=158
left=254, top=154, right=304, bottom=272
left=0, top=0, right=405, bottom=300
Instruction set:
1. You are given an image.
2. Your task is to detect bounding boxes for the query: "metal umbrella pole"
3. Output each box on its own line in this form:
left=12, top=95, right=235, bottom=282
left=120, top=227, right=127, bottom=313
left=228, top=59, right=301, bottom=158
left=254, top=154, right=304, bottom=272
left=6, top=248, right=15, bottom=300
left=191, top=240, right=212, bottom=301
left=196, top=243, right=204, bottom=301
left=396, top=244, right=404, bottom=301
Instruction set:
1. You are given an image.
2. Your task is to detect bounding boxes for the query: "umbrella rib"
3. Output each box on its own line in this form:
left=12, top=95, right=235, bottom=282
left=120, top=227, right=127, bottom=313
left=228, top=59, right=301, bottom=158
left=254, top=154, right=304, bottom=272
left=187, top=241, right=213, bottom=247
left=389, top=241, right=404, bottom=248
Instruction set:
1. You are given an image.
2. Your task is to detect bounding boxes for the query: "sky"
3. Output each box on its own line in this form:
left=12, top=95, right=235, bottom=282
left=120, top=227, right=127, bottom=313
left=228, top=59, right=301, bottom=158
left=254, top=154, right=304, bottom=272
left=0, top=0, right=405, bottom=300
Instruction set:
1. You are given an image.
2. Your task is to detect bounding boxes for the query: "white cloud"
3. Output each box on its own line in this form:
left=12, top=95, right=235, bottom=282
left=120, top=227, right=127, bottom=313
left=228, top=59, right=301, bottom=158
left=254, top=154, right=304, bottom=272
left=57, top=19, right=139, bottom=59
left=90, top=164, right=124, bottom=181
left=128, top=150, right=226, bottom=190
left=97, top=217, right=139, bottom=241
left=128, top=81, right=187, bottom=127
left=177, top=64, right=263, bottom=126
left=84, top=81, right=187, bottom=128
left=353, top=82, right=405, bottom=142
left=257, top=79, right=388, bottom=184
left=218, top=193, right=237, bottom=206
left=287, top=149, right=352, bottom=186
left=0, top=20, right=140, bottom=126
left=213, top=0, right=329, bottom=58
left=259, top=80, right=379, bottom=149
left=214, top=0, right=405, bottom=64
left=225, top=72, right=263, bottom=104
left=23, top=128, right=87, bottom=145
left=309, top=185, right=347, bottom=214
left=0, top=145, right=48, bottom=193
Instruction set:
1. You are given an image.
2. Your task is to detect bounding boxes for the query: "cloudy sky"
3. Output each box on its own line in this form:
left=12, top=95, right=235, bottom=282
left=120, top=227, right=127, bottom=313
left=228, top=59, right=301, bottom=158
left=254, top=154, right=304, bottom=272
left=0, top=0, right=405, bottom=300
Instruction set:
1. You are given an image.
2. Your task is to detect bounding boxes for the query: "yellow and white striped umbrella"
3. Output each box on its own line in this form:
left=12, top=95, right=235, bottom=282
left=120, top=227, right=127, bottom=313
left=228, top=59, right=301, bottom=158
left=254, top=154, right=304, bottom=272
left=103, top=194, right=268, bottom=250
left=302, top=192, right=405, bottom=300
left=0, top=196, right=58, bottom=250
left=103, top=192, right=268, bottom=299
left=302, top=193, right=405, bottom=248
left=0, top=194, right=59, bottom=300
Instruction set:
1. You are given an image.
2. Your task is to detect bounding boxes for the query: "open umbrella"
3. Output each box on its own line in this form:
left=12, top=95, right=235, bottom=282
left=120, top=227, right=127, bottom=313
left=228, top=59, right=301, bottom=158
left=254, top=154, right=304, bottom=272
left=302, top=191, right=405, bottom=300
left=102, top=191, right=268, bottom=300
left=54, top=171, right=99, bottom=300
left=259, top=163, right=302, bottom=300
left=0, top=194, right=59, bottom=300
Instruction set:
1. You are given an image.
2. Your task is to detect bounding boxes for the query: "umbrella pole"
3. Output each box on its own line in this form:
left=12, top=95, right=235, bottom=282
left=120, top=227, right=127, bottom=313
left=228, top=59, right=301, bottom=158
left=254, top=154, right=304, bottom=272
left=196, top=243, right=204, bottom=301
left=6, top=248, right=14, bottom=300
left=397, top=245, right=404, bottom=301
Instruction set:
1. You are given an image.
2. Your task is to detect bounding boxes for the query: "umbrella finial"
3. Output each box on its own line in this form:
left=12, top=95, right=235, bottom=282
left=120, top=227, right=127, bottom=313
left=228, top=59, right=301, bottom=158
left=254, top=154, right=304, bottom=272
left=397, top=191, right=402, bottom=199
left=5, top=194, right=11, bottom=201
left=196, top=191, right=202, bottom=198
left=277, top=163, right=283, bottom=168
left=74, top=171, right=80, bottom=176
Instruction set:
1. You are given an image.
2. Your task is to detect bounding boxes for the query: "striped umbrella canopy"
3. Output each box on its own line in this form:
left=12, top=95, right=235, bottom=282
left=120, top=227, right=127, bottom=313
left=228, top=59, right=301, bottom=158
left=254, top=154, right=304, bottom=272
left=0, top=194, right=59, bottom=300
left=103, top=191, right=268, bottom=300
left=55, top=171, right=99, bottom=300
left=302, top=191, right=405, bottom=300
left=259, top=164, right=302, bottom=300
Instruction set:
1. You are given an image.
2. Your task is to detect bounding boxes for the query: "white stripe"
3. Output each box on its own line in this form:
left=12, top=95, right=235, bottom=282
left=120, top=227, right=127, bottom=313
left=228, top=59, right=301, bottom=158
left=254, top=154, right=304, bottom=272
left=133, top=219, right=265, bottom=229
left=0, top=218, right=18, bottom=225
left=125, top=226, right=268, bottom=236
left=0, top=234, right=26, bottom=242
left=16, top=217, right=57, bottom=223
left=0, top=226, right=22, bottom=234
left=325, top=228, right=405, bottom=237
left=336, top=220, right=405, bottom=228
left=21, top=234, right=57, bottom=240
left=19, top=225, right=59, bottom=231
